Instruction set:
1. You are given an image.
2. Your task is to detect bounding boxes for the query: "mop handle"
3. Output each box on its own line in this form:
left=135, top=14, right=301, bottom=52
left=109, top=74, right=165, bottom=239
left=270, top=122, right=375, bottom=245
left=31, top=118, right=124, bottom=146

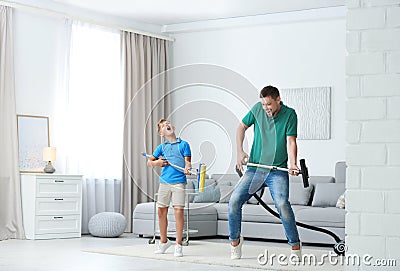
left=141, top=152, right=197, bottom=175
left=246, top=162, right=301, bottom=174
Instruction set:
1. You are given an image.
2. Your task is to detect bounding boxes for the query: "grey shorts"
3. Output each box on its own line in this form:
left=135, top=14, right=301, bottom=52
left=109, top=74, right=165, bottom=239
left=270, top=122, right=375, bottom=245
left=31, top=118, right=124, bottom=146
left=157, top=183, right=186, bottom=208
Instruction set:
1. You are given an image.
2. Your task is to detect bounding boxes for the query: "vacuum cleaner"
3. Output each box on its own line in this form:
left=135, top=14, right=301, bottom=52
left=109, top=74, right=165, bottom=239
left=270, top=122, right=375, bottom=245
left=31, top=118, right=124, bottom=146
left=236, top=158, right=346, bottom=256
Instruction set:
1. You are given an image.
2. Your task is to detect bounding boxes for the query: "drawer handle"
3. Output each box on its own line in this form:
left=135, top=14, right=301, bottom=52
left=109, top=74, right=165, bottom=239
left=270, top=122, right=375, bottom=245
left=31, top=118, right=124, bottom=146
left=54, top=180, right=64, bottom=183
left=53, top=216, right=64, bottom=219
left=54, top=198, right=64, bottom=201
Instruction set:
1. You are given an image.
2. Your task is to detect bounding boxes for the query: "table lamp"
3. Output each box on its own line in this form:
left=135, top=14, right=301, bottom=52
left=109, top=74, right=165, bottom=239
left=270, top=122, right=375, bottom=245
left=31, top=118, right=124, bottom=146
left=43, top=147, right=56, bottom=173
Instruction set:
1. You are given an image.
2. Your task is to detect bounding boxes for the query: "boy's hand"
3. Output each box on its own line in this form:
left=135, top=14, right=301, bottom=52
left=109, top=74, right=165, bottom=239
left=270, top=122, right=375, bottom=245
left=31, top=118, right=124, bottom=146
left=148, top=157, right=168, bottom=167
left=184, top=162, right=192, bottom=175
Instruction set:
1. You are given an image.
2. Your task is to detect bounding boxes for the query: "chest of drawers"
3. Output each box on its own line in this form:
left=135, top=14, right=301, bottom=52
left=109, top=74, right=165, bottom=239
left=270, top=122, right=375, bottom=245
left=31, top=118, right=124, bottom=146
left=20, top=174, right=82, bottom=239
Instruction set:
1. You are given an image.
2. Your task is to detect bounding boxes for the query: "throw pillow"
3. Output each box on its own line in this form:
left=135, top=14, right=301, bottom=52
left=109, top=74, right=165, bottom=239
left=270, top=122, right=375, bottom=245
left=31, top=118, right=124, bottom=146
left=219, top=185, right=235, bottom=203
left=260, top=187, right=274, bottom=204
left=336, top=192, right=345, bottom=208
left=192, top=182, right=220, bottom=203
left=289, top=183, right=314, bottom=205
left=247, top=189, right=264, bottom=204
left=312, top=183, right=345, bottom=207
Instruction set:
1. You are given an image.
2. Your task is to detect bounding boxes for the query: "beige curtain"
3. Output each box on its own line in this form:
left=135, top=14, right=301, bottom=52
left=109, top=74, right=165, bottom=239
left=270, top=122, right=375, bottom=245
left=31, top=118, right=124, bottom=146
left=0, top=6, right=25, bottom=240
left=121, top=32, right=170, bottom=231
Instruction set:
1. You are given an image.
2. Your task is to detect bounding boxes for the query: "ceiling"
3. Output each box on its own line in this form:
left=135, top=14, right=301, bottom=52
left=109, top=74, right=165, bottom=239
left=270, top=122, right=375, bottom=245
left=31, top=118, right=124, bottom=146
left=50, top=0, right=345, bottom=26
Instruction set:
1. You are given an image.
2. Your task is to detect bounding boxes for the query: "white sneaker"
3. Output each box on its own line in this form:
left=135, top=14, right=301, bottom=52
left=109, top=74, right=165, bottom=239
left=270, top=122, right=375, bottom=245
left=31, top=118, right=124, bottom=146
left=230, top=236, right=244, bottom=260
left=154, top=239, right=173, bottom=254
left=290, top=243, right=302, bottom=263
left=174, top=244, right=183, bottom=257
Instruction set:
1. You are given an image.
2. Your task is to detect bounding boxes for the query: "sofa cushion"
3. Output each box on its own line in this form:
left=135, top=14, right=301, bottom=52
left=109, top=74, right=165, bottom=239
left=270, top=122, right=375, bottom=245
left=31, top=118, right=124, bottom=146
left=259, top=183, right=314, bottom=206
left=211, top=174, right=240, bottom=184
left=289, top=183, right=314, bottom=205
left=219, top=185, right=234, bottom=203
left=260, top=187, right=274, bottom=204
left=214, top=203, right=309, bottom=223
left=311, top=183, right=345, bottom=207
left=193, top=180, right=220, bottom=203
left=214, top=203, right=280, bottom=223
left=295, top=206, right=345, bottom=227
left=290, top=175, right=335, bottom=185
left=247, top=189, right=263, bottom=204
left=335, top=161, right=347, bottom=183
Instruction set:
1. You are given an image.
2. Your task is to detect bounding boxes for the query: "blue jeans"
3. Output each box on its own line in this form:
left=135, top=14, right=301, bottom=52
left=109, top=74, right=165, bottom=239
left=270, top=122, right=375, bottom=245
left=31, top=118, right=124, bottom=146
left=228, top=168, right=300, bottom=246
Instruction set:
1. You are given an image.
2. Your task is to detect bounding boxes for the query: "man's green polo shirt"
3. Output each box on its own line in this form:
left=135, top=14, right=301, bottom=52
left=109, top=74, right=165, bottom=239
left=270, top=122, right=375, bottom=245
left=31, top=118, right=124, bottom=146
left=242, top=101, right=297, bottom=170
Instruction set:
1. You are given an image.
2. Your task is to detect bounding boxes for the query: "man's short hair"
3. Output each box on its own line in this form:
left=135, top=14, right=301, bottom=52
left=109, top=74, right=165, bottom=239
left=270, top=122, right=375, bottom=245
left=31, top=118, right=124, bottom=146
left=158, top=119, right=168, bottom=133
left=260, top=85, right=280, bottom=100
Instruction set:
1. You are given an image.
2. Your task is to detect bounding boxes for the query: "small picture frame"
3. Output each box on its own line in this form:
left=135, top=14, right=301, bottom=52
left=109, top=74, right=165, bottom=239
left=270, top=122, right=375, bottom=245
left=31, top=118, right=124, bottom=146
left=16, top=115, right=50, bottom=173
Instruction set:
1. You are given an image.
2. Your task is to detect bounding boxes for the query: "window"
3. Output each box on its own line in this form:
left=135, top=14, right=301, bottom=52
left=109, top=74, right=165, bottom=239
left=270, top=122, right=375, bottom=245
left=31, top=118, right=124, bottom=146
left=64, top=22, right=123, bottom=179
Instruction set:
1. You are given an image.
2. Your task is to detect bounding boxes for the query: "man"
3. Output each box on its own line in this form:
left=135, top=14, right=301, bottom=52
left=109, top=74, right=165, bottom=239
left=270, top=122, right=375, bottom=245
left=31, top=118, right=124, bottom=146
left=229, top=85, right=301, bottom=261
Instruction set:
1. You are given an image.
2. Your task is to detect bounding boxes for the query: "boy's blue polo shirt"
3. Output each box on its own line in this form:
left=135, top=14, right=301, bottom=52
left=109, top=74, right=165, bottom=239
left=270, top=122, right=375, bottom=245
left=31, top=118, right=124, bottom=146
left=153, top=137, right=191, bottom=184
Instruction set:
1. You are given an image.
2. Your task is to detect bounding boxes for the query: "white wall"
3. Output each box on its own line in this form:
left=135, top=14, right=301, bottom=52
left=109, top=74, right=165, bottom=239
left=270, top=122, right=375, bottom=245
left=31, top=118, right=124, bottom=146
left=346, top=1, right=400, bottom=268
left=14, top=9, right=64, bottom=116
left=14, top=10, right=67, bottom=171
left=170, top=17, right=346, bottom=176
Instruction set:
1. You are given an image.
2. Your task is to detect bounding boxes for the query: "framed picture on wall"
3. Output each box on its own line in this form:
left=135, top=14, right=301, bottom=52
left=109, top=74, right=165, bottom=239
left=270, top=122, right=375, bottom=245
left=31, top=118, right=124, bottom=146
left=17, top=115, right=50, bottom=173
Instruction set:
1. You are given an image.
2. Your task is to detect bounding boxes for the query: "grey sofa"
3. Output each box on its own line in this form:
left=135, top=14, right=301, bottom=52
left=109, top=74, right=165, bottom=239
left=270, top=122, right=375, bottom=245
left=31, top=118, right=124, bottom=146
left=133, top=162, right=346, bottom=245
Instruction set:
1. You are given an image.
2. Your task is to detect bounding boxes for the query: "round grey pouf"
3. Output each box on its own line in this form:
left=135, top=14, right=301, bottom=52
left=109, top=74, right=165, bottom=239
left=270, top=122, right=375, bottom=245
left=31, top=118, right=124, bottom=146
left=88, top=212, right=127, bottom=238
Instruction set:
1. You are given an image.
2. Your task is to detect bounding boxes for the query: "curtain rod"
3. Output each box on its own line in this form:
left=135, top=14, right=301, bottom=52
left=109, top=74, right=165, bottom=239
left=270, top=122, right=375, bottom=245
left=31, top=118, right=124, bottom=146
left=0, top=1, right=175, bottom=41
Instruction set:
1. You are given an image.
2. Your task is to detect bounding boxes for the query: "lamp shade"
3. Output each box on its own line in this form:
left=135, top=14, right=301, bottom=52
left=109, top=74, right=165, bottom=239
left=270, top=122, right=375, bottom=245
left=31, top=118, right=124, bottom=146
left=43, top=147, right=56, bottom=162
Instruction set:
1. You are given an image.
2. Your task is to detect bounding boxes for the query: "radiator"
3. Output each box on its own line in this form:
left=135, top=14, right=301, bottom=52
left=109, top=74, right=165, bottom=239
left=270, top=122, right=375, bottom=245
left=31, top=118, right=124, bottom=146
left=81, top=178, right=121, bottom=234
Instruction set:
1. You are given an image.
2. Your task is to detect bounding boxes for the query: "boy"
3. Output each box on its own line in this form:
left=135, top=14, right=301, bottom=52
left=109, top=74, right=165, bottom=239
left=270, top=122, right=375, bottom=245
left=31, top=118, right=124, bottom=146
left=147, top=119, right=191, bottom=257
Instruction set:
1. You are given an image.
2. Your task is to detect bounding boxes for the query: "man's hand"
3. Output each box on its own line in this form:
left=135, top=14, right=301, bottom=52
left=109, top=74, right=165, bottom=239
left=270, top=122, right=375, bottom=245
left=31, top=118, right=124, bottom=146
left=236, top=151, right=249, bottom=172
left=288, top=164, right=300, bottom=176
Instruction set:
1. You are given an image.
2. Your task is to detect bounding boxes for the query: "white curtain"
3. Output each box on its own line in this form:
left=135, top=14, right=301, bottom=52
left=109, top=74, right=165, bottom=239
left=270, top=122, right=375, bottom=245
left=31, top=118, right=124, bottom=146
left=60, top=22, right=123, bottom=180
left=121, top=32, right=170, bottom=232
left=81, top=178, right=121, bottom=234
left=0, top=5, right=24, bottom=240
left=56, top=22, right=124, bottom=230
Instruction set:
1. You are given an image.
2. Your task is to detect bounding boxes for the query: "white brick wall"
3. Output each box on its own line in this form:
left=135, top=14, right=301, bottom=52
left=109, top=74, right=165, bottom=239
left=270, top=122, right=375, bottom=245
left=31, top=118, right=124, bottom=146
left=347, top=0, right=361, bottom=9
left=362, top=167, right=400, bottom=189
left=363, top=75, right=400, bottom=96
left=346, top=97, right=386, bottom=120
left=346, top=166, right=361, bottom=188
left=346, top=53, right=384, bottom=75
left=346, top=76, right=360, bottom=97
left=347, top=8, right=385, bottom=30
left=386, top=191, right=400, bottom=213
left=346, top=1, right=400, bottom=269
left=347, top=32, right=360, bottom=53
left=346, top=190, right=384, bottom=212
left=361, top=29, right=400, bottom=51
left=387, top=52, right=400, bottom=73
left=345, top=235, right=386, bottom=258
left=387, top=143, right=400, bottom=165
left=387, top=7, right=400, bottom=27
left=362, top=0, right=400, bottom=6
left=346, top=144, right=386, bottom=165
left=362, top=120, right=400, bottom=142
left=387, top=96, right=400, bottom=118
left=346, top=122, right=361, bottom=143
left=387, top=237, right=400, bottom=258
left=360, top=214, right=400, bottom=235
